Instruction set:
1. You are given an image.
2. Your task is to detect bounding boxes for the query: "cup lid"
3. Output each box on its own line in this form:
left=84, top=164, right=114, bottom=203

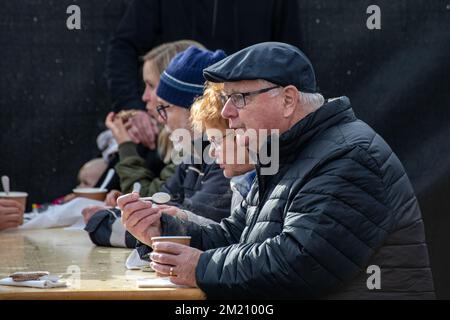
left=73, top=188, right=107, bottom=193
left=151, top=236, right=192, bottom=241
left=0, top=191, right=28, bottom=198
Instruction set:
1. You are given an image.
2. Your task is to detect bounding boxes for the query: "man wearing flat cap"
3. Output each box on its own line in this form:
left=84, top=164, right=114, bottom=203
left=118, top=42, right=434, bottom=299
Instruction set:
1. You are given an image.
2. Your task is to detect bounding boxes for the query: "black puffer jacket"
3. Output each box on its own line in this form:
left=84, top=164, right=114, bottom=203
left=160, top=97, right=435, bottom=299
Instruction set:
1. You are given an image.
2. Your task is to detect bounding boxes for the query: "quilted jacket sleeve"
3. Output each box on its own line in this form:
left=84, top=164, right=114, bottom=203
left=161, top=163, right=232, bottom=223
left=160, top=195, right=248, bottom=250
left=135, top=181, right=247, bottom=259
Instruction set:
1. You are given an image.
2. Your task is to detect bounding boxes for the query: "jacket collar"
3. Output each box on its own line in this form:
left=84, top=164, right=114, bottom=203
left=230, top=170, right=257, bottom=198
left=254, top=96, right=355, bottom=199
left=255, top=97, right=356, bottom=203
left=268, top=96, right=355, bottom=166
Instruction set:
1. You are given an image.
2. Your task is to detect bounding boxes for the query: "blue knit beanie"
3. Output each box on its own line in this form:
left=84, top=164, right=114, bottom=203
left=156, top=46, right=227, bottom=108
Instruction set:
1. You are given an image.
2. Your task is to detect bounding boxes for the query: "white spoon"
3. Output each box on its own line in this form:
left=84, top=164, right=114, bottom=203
left=1, top=176, right=10, bottom=195
left=99, top=169, right=115, bottom=190
left=115, top=191, right=171, bottom=212
left=140, top=192, right=171, bottom=204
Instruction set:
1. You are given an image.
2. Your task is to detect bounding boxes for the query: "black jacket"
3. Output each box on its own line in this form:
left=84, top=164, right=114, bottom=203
left=105, top=0, right=301, bottom=111
left=160, top=97, right=435, bottom=299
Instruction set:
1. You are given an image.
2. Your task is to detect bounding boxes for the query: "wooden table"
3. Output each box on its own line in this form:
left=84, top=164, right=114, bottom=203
left=0, top=228, right=206, bottom=300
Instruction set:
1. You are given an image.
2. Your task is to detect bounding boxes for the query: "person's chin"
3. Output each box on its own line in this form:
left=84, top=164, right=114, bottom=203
left=221, top=166, right=232, bottom=179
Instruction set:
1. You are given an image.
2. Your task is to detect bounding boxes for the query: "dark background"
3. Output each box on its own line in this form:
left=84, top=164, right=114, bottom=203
left=0, top=0, right=449, bottom=298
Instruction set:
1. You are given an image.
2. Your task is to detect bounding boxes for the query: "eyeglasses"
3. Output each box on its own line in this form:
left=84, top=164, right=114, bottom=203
left=156, top=104, right=171, bottom=121
left=221, top=85, right=280, bottom=109
left=209, top=131, right=236, bottom=150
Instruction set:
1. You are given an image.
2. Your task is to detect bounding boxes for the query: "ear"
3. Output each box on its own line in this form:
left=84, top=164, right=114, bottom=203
left=282, top=85, right=299, bottom=118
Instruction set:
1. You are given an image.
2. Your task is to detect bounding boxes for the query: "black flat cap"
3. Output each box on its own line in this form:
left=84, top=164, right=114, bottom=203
left=203, top=42, right=317, bottom=93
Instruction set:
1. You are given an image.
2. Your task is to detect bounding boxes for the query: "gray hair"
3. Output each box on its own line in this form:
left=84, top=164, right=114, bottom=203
left=258, top=79, right=324, bottom=111
left=298, top=91, right=325, bottom=112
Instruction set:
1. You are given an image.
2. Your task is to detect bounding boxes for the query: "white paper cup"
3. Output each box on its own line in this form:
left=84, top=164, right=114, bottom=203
left=150, top=236, right=191, bottom=277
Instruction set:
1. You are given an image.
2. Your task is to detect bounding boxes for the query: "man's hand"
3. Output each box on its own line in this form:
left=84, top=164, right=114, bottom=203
left=150, top=242, right=203, bottom=287
left=105, top=112, right=132, bottom=145
left=117, top=192, right=162, bottom=246
left=105, top=189, right=122, bottom=207
left=0, top=199, right=24, bottom=231
left=127, top=111, right=159, bottom=150
left=154, top=205, right=188, bottom=220
left=81, top=205, right=107, bottom=224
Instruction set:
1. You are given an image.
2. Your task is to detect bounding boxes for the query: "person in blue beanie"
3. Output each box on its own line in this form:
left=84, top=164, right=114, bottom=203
left=155, top=46, right=226, bottom=134
left=84, top=46, right=233, bottom=249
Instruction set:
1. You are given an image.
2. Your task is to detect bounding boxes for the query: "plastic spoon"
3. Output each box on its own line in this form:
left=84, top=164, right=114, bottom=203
left=99, top=169, right=115, bottom=190
left=115, top=191, right=170, bottom=212
left=132, top=182, right=141, bottom=194
left=140, top=192, right=171, bottom=204
left=1, top=176, right=10, bottom=195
